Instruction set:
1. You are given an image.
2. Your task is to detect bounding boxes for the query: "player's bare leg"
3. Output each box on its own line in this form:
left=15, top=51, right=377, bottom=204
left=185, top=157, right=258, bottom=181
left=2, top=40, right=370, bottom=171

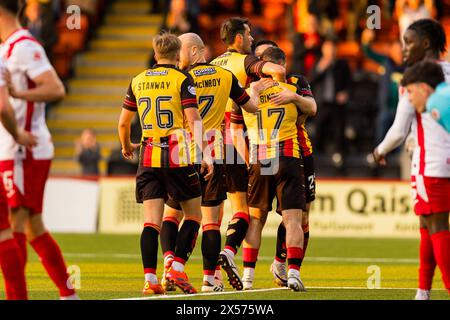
left=282, top=209, right=306, bottom=292
left=272, top=203, right=311, bottom=287
left=160, top=206, right=183, bottom=291
left=241, top=208, right=268, bottom=290
left=165, top=196, right=202, bottom=294
left=201, top=205, right=224, bottom=292
left=141, top=199, right=165, bottom=295
left=0, top=228, right=27, bottom=300
left=219, top=191, right=249, bottom=290
left=10, top=207, right=78, bottom=299
left=420, top=212, right=450, bottom=296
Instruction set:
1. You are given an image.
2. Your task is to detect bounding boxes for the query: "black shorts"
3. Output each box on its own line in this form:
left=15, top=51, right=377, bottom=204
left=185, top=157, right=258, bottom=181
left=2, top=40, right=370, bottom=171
left=224, top=143, right=248, bottom=193
left=166, top=163, right=227, bottom=209
left=303, top=154, right=316, bottom=203
left=135, top=165, right=201, bottom=203
left=248, top=157, right=306, bottom=212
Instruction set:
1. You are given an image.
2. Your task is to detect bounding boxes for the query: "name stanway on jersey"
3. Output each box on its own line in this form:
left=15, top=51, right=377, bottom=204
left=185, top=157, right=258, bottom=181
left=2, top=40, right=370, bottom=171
left=377, top=60, right=450, bottom=178
left=123, top=64, right=198, bottom=168
left=0, top=29, right=54, bottom=161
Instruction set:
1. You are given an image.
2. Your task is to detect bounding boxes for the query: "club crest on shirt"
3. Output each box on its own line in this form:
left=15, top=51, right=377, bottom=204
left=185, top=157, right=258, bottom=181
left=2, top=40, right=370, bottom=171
left=33, top=51, right=41, bottom=61
left=430, top=108, right=441, bottom=121
left=188, top=85, right=196, bottom=95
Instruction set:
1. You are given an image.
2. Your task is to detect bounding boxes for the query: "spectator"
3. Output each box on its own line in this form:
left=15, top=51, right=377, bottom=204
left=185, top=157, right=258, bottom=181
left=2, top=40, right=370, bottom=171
left=150, top=0, right=163, bottom=13
left=166, top=0, right=191, bottom=34
left=235, top=0, right=261, bottom=15
left=291, top=13, right=323, bottom=77
left=310, top=39, right=351, bottom=159
left=75, top=128, right=101, bottom=176
left=361, top=29, right=405, bottom=144
left=22, top=0, right=58, bottom=59
left=107, top=143, right=138, bottom=175
left=396, top=0, right=434, bottom=41
left=309, top=0, right=338, bottom=38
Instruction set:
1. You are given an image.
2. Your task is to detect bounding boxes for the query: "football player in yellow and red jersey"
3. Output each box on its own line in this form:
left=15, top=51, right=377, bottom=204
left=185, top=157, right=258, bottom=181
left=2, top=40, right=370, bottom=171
left=159, top=33, right=266, bottom=293
left=254, top=40, right=317, bottom=287
left=210, top=17, right=286, bottom=290
left=118, top=32, right=213, bottom=295
left=232, top=47, right=317, bottom=292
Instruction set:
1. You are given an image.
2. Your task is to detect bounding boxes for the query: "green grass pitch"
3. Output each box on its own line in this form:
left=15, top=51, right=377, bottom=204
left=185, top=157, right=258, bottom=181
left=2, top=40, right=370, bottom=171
left=0, top=234, right=448, bottom=300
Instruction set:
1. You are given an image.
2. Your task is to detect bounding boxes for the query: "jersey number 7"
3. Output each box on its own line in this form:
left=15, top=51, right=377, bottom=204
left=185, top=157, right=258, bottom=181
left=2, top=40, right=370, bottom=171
left=198, top=95, right=215, bottom=119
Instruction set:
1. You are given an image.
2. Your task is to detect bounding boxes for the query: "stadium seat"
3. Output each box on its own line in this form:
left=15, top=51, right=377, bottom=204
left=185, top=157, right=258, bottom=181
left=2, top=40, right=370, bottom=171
left=55, top=13, right=90, bottom=53
left=337, top=41, right=362, bottom=71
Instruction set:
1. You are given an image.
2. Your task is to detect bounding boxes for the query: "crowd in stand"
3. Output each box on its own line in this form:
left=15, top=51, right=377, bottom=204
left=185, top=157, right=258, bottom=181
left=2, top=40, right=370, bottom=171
left=18, top=0, right=107, bottom=80
left=23, top=1, right=448, bottom=177
left=149, top=0, right=447, bottom=177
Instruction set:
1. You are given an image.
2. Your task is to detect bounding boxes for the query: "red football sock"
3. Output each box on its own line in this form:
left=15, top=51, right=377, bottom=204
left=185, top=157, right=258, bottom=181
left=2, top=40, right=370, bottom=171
left=418, top=228, right=436, bottom=290
left=30, top=232, right=75, bottom=297
left=243, top=248, right=259, bottom=268
left=430, top=230, right=450, bottom=294
left=0, top=239, right=27, bottom=300
left=287, top=247, right=304, bottom=270
left=13, top=232, right=27, bottom=264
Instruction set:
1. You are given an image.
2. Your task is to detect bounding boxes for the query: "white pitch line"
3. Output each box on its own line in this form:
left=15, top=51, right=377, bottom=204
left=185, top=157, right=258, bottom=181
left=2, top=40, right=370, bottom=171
left=115, top=287, right=288, bottom=300
left=114, top=286, right=446, bottom=300
left=64, top=253, right=418, bottom=264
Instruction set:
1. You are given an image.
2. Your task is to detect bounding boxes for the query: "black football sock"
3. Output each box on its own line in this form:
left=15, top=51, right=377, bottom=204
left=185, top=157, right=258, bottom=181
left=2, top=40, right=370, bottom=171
left=160, top=219, right=179, bottom=257
left=224, top=212, right=249, bottom=254
left=202, top=229, right=221, bottom=273
left=174, top=219, right=200, bottom=263
left=275, top=222, right=287, bottom=263
left=141, top=224, right=160, bottom=272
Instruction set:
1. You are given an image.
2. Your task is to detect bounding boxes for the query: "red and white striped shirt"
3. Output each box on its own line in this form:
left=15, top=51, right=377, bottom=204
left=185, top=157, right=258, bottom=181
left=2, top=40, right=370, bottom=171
left=377, top=61, right=450, bottom=178
left=0, top=29, right=54, bottom=161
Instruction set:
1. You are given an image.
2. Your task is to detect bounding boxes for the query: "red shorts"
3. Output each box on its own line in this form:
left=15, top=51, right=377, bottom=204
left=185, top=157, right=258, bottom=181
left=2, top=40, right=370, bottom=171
left=411, top=175, right=450, bottom=215
left=0, top=158, right=51, bottom=215
left=0, top=182, right=10, bottom=231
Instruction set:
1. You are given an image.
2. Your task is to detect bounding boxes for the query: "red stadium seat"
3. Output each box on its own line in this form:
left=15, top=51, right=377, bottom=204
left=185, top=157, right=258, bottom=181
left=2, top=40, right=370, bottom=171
left=337, top=41, right=362, bottom=71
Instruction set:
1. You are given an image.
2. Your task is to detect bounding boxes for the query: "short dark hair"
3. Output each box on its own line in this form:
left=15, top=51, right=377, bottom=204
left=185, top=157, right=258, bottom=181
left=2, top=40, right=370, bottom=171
left=0, top=0, right=19, bottom=15
left=401, top=60, right=445, bottom=89
left=261, top=47, right=286, bottom=64
left=407, top=19, right=447, bottom=54
left=254, top=40, right=278, bottom=49
left=220, top=17, right=249, bottom=45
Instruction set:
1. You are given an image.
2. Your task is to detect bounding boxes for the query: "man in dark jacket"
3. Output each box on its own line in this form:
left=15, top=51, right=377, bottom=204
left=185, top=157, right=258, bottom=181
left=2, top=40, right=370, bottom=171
left=310, top=39, right=351, bottom=157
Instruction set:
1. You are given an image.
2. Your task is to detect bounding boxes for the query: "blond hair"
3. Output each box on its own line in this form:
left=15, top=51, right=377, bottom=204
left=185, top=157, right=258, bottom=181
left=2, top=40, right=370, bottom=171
left=153, top=32, right=181, bottom=60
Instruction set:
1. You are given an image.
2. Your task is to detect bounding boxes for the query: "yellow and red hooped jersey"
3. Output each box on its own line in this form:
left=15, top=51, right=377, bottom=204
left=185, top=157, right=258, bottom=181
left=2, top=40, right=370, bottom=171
left=211, top=49, right=266, bottom=144
left=122, top=64, right=198, bottom=168
left=288, top=74, right=314, bottom=157
left=231, top=81, right=301, bottom=162
left=186, top=62, right=250, bottom=163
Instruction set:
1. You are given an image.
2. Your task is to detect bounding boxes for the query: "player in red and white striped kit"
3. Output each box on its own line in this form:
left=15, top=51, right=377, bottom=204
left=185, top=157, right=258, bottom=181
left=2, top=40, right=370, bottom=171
left=0, top=0, right=78, bottom=299
left=0, top=55, right=37, bottom=300
left=373, top=19, right=450, bottom=300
